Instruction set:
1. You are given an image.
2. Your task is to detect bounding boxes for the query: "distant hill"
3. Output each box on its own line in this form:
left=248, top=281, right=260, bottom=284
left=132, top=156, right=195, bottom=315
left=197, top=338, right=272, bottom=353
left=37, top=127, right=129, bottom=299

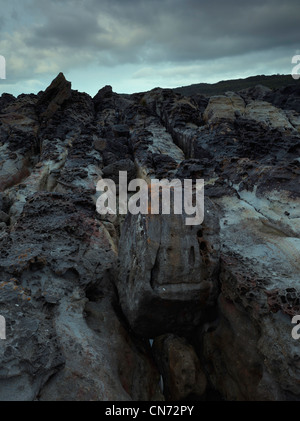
left=173, top=74, right=299, bottom=96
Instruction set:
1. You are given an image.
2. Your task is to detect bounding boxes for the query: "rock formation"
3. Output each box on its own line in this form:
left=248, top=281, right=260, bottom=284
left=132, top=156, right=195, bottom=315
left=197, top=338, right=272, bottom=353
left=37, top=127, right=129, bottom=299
left=0, top=73, right=300, bottom=400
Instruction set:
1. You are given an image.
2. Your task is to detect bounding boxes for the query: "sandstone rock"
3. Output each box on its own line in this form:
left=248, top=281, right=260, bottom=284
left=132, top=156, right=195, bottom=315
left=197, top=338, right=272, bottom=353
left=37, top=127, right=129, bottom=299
left=203, top=93, right=245, bottom=123
left=245, top=100, right=294, bottom=130
left=1, top=74, right=300, bottom=401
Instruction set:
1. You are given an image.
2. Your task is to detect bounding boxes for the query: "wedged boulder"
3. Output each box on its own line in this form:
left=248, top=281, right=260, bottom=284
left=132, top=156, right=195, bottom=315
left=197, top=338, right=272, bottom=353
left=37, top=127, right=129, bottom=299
left=152, top=334, right=207, bottom=400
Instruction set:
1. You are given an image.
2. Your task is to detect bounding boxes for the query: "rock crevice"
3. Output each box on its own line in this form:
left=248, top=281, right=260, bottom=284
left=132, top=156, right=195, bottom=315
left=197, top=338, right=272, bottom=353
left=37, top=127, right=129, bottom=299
left=0, top=73, right=300, bottom=400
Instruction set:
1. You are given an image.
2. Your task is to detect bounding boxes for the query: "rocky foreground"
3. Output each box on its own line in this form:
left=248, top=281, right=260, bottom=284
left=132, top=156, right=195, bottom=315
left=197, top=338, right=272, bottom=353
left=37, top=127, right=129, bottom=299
left=0, top=74, right=300, bottom=401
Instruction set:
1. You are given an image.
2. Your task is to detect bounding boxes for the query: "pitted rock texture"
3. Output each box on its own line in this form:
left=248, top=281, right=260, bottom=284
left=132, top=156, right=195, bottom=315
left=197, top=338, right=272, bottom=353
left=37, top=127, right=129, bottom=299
left=0, top=73, right=300, bottom=401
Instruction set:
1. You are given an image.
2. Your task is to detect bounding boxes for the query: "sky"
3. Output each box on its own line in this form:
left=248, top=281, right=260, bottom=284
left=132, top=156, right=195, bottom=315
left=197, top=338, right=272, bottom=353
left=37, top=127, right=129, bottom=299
left=0, top=0, right=299, bottom=97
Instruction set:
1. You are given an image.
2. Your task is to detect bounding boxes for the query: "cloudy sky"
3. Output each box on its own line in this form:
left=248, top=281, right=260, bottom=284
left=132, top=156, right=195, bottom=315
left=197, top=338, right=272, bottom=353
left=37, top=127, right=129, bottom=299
left=0, top=0, right=299, bottom=96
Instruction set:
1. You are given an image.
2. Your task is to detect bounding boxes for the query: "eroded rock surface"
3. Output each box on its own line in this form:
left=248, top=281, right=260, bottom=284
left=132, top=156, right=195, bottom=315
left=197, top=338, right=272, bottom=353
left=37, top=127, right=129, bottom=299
left=0, top=73, right=300, bottom=401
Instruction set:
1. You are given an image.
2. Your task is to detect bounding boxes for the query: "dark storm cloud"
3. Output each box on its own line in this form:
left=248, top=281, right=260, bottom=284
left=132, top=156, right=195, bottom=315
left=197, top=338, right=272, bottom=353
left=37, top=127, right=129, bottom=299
left=0, top=0, right=299, bottom=94
left=26, top=10, right=106, bottom=49
left=23, top=0, right=300, bottom=63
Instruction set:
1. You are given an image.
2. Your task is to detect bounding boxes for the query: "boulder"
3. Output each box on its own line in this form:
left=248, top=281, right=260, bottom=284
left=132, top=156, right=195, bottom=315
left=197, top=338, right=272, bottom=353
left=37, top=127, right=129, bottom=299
left=152, top=334, right=207, bottom=400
